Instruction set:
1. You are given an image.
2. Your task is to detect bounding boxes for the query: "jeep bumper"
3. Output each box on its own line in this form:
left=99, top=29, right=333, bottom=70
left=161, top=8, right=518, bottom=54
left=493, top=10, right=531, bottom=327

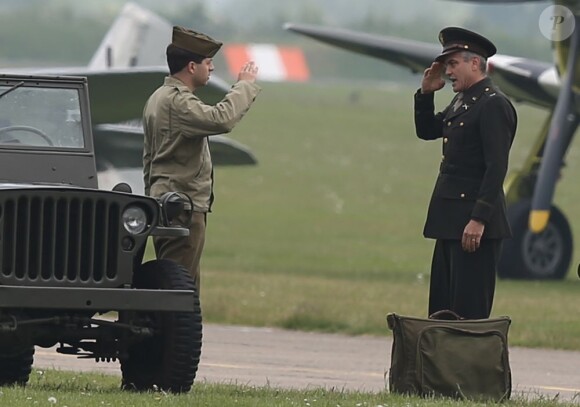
left=0, top=286, right=196, bottom=312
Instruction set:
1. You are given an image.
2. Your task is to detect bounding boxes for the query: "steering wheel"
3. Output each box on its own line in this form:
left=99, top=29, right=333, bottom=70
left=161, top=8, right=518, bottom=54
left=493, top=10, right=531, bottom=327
left=0, top=125, right=54, bottom=146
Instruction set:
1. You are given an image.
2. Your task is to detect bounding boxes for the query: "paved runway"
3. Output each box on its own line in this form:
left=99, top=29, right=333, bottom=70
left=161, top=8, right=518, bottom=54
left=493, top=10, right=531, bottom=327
left=34, top=324, right=580, bottom=402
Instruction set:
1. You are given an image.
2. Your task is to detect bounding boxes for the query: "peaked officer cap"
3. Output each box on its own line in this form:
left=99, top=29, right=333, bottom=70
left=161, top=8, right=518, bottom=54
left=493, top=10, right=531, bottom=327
left=435, top=27, right=496, bottom=62
left=172, top=26, right=223, bottom=58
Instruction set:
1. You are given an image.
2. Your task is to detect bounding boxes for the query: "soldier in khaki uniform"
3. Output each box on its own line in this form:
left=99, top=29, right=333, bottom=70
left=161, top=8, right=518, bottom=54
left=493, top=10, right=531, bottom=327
left=143, top=26, right=260, bottom=291
left=414, top=27, right=517, bottom=319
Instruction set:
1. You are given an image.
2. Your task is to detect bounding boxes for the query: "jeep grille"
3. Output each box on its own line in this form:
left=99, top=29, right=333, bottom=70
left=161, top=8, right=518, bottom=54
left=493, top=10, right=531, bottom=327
left=1, top=192, right=122, bottom=286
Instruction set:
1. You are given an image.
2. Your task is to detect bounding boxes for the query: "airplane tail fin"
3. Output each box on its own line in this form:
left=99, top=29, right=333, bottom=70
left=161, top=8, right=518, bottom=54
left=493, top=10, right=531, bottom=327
left=88, top=2, right=171, bottom=70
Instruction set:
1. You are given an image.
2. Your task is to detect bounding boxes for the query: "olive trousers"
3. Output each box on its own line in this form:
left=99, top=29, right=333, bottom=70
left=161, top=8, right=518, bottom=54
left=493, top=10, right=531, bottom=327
left=153, top=211, right=206, bottom=293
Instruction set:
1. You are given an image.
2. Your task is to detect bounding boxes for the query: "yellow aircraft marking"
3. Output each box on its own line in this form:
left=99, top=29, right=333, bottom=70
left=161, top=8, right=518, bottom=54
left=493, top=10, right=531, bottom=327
left=531, top=385, right=580, bottom=393
left=529, top=210, right=550, bottom=233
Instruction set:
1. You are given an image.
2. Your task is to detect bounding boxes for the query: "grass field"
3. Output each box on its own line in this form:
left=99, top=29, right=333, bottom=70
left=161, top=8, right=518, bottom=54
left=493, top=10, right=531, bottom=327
left=164, top=80, right=580, bottom=350
left=0, top=369, right=573, bottom=407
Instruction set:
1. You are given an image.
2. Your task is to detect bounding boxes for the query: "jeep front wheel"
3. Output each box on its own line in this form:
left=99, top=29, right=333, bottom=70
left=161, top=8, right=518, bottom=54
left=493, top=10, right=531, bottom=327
left=0, top=347, right=34, bottom=386
left=120, top=259, right=202, bottom=393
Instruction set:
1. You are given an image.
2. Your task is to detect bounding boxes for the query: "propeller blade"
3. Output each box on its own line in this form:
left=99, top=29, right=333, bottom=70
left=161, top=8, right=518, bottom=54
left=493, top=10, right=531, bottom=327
left=529, top=16, right=580, bottom=233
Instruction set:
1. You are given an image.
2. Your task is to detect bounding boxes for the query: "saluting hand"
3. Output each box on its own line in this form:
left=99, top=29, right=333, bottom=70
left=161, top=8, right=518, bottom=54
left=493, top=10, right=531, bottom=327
left=420, top=62, right=445, bottom=94
left=238, top=61, right=259, bottom=83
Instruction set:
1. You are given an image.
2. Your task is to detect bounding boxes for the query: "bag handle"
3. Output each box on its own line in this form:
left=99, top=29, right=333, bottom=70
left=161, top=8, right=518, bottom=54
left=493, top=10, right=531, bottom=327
left=428, top=310, right=463, bottom=320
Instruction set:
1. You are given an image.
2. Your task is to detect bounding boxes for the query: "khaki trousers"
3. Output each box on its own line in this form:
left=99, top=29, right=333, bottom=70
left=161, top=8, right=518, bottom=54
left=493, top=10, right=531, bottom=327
left=153, top=211, right=206, bottom=293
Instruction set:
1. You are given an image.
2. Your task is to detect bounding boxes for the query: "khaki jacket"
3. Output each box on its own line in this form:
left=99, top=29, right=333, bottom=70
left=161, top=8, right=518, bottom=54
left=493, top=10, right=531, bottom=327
left=143, top=76, right=260, bottom=211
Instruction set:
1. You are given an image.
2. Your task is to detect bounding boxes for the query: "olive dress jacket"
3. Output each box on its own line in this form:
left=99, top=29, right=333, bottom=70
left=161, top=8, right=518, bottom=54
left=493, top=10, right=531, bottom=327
left=143, top=77, right=260, bottom=211
left=414, top=77, right=517, bottom=240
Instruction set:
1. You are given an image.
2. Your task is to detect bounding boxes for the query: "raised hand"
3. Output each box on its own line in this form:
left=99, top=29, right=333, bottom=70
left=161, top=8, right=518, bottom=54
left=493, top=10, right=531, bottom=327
left=238, top=61, right=259, bottom=83
left=421, top=62, right=445, bottom=94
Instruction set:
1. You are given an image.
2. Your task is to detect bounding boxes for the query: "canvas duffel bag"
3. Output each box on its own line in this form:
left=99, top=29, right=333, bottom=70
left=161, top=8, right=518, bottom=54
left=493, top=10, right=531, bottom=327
left=386, top=311, right=512, bottom=402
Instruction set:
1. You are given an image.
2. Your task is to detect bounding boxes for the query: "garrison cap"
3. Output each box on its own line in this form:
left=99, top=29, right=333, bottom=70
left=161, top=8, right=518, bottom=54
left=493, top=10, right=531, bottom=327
left=171, top=26, right=223, bottom=58
left=435, top=27, right=496, bottom=62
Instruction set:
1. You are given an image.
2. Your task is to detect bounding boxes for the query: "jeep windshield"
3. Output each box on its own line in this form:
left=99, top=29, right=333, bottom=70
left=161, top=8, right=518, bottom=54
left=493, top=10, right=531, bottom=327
left=0, top=85, right=84, bottom=149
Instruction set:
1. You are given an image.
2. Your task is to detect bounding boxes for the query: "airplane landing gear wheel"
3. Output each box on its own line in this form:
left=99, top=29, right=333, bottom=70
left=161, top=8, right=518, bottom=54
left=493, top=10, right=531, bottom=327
left=498, top=200, right=572, bottom=279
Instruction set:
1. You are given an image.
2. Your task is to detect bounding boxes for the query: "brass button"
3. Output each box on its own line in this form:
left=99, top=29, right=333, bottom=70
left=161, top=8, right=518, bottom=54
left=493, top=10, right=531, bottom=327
left=447, top=121, right=451, bottom=126
left=443, top=137, right=448, bottom=143
left=460, top=193, right=466, bottom=198
left=460, top=122, right=464, bottom=126
left=485, top=87, right=490, bottom=91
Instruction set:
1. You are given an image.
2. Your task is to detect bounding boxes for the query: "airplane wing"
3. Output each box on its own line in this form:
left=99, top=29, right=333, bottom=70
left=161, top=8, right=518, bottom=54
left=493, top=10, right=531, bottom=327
left=285, top=23, right=559, bottom=110
left=487, top=56, right=557, bottom=108
left=285, top=23, right=439, bottom=74
left=93, top=122, right=257, bottom=194
left=93, top=122, right=257, bottom=171
left=22, top=66, right=231, bottom=125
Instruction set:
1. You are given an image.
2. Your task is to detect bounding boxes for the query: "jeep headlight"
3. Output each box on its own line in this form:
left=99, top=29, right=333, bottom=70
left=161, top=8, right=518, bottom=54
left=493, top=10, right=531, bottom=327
left=122, top=205, right=148, bottom=235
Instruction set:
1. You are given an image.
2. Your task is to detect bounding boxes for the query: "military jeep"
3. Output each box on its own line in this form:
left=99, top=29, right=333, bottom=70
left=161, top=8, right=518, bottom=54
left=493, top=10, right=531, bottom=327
left=0, top=74, right=201, bottom=392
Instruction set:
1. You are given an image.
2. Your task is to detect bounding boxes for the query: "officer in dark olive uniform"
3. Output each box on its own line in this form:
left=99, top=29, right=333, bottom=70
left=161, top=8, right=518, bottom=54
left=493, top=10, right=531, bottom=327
left=414, top=27, right=517, bottom=319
